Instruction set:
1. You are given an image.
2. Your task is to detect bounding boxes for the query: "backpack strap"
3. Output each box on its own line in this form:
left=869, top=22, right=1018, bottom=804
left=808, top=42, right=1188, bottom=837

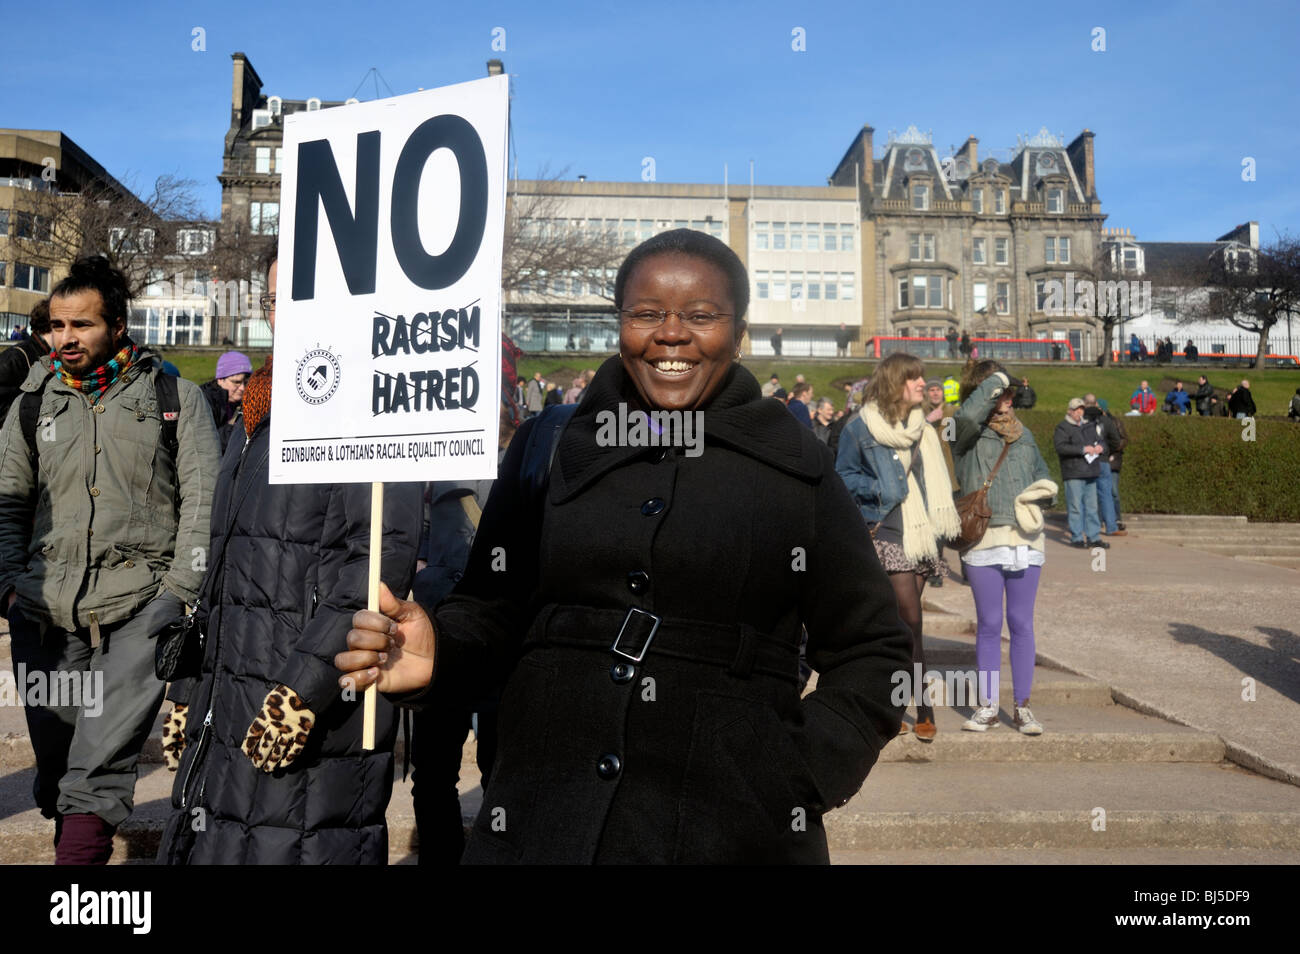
left=519, top=403, right=578, bottom=504
left=153, top=370, right=181, bottom=459
left=20, top=371, right=55, bottom=459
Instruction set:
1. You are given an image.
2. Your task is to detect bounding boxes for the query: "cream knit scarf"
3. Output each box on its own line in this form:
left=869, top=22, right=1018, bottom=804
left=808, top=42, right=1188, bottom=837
left=860, top=402, right=961, bottom=561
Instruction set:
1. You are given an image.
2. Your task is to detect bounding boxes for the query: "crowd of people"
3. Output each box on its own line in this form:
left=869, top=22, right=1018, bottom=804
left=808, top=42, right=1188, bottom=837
left=1125, top=376, right=1258, bottom=418
left=0, top=232, right=1291, bottom=867
left=1127, top=334, right=1202, bottom=363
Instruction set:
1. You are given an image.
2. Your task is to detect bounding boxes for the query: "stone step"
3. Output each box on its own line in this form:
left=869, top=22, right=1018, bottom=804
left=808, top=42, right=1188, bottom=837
left=7, top=756, right=1298, bottom=863
left=881, top=700, right=1219, bottom=762
left=0, top=765, right=425, bottom=865
left=832, top=762, right=1300, bottom=850
left=1144, top=543, right=1300, bottom=555
left=1122, top=515, right=1248, bottom=525
left=1130, top=533, right=1300, bottom=546
left=887, top=656, right=1113, bottom=708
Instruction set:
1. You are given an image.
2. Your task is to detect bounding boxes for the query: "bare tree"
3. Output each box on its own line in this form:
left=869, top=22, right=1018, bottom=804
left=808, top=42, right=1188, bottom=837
left=8, top=174, right=213, bottom=298
left=1074, top=242, right=1130, bottom=367
left=1182, top=233, right=1300, bottom=368
left=503, top=171, right=625, bottom=303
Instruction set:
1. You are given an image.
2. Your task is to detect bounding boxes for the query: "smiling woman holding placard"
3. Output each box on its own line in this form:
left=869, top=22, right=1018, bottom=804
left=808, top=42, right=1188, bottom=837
left=337, top=230, right=911, bottom=864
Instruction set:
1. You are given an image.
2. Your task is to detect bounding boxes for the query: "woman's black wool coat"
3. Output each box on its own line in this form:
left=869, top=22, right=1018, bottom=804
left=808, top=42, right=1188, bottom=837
left=158, top=415, right=421, bottom=864
left=410, top=357, right=910, bottom=864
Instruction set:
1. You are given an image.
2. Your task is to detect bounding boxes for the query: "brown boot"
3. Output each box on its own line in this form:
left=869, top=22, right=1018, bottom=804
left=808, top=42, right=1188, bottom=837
left=898, top=720, right=911, bottom=735
left=55, top=813, right=116, bottom=865
left=913, top=717, right=937, bottom=742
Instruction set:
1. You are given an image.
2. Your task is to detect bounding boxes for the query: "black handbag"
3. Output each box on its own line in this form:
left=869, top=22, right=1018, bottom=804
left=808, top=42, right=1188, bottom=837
left=154, top=442, right=270, bottom=682
left=155, top=597, right=204, bottom=682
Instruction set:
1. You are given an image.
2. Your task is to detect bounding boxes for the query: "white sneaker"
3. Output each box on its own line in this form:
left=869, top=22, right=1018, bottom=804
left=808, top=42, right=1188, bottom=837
left=1014, top=705, right=1043, bottom=735
left=962, top=705, right=1000, bottom=731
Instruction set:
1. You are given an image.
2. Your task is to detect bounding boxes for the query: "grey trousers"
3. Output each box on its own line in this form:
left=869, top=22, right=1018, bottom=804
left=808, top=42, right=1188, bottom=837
left=7, top=592, right=180, bottom=827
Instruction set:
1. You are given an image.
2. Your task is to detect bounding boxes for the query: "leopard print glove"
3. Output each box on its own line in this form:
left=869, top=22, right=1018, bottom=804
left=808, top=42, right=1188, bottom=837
left=162, top=704, right=187, bottom=771
left=244, top=684, right=315, bottom=772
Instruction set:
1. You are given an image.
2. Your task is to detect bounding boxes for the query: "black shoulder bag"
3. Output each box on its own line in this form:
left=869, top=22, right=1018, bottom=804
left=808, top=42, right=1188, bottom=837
left=156, top=442, right=269, bottom=681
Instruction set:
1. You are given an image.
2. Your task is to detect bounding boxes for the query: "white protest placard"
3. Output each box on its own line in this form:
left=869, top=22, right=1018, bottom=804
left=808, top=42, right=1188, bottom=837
left=270, top=75, right=509, bottom=484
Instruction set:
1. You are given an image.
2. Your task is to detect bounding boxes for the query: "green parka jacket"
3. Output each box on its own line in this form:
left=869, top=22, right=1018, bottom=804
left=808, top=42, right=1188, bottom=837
left=0, top=349, right=219, bottom=631
left=952, top=372, right=1051, bottom=529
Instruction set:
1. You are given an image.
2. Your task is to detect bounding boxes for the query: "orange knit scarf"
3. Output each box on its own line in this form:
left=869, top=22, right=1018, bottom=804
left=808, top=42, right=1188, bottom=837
left=243, top=356, right=273, bottom=437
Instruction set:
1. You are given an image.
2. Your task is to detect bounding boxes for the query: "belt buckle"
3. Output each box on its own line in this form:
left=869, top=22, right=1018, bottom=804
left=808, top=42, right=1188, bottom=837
left=611, top=607, right=661, bottom=663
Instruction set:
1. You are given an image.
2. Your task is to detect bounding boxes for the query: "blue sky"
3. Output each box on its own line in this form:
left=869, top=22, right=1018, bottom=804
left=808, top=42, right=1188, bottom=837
left=7, top=0, right=1298, bottom=242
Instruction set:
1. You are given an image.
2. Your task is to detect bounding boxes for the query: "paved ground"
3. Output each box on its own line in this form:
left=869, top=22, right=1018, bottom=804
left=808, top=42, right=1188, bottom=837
left=926, top=512, right=1300, bottom=786
left=1, top=511, right=1296, bottom=864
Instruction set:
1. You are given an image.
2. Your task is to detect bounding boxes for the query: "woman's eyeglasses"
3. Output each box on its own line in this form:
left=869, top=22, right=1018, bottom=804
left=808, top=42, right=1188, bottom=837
left=617, top=308, right=732, bottom=330
left=259, top=295, right=276, bottom=313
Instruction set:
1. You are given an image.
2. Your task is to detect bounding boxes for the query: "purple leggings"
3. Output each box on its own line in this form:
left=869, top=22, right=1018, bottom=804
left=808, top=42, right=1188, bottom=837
left=964, top=563, right=1041, bottom=707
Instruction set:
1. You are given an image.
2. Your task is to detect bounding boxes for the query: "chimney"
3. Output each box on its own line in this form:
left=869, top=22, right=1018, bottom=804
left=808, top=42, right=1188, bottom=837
left=1068, top=128, right=1097, bottom=199
left=230, top=52, right=264, bottom=131
left=861, top=125, right=874, bottom=190
left=231, top=53, right=248, bottom=122
left=957, top=135, right=978, bottom=166
left=487, top=59, right=504, bottom=76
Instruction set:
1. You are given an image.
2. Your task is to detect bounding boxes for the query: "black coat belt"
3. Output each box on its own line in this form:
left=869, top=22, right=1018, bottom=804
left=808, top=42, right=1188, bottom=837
left=524, top=604, right=800, bottom=683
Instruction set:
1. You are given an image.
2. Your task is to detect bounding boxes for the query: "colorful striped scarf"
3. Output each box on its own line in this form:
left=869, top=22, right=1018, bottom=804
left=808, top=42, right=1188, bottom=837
left=52, top=341, right=139, bottom=405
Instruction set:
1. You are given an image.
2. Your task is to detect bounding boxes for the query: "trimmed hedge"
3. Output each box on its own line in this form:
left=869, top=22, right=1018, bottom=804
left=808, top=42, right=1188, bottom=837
left=1015, top=410, right=1300, bottom=522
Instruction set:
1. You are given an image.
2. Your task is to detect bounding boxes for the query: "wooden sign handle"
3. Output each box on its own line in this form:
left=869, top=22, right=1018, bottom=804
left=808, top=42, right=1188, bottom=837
left=362, top=481, right=383, bottom=750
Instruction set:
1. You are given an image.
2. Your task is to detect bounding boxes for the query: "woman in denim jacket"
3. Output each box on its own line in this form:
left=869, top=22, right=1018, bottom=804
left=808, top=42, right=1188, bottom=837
left=836, top=353, right=959, bottom=740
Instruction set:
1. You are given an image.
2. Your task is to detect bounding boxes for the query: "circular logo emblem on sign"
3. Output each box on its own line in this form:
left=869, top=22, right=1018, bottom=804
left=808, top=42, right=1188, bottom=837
left=296, top=348, right=341, bottom=405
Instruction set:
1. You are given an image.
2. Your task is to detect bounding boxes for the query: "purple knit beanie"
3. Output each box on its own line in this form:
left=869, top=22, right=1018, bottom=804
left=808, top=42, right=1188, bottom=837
left=215, top=351, right=253, bottom=380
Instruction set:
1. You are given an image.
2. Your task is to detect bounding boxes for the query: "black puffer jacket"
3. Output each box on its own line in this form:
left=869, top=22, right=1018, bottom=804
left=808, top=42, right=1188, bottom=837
left=158, top=415, right=420, bottom=865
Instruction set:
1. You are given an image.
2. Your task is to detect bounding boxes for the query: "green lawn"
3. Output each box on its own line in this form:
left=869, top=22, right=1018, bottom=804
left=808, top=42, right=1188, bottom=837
left=518, top=355, right=1300, bottom=418
left=163, top=350, right=272, bottom=384
left=154, top=349, right=1300, bottom=419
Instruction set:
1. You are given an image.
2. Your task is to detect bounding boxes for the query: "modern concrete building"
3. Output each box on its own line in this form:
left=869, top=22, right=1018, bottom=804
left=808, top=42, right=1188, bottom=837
left=501, top=179, right=863, bottom=356
left=0, top=129, right=134, bottom=332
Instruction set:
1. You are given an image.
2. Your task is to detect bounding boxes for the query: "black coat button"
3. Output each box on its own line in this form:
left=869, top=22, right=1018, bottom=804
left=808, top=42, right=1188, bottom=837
left=627, top=570, right=649, bottom=593
left=610, top=662, right=636, bottom=684
left=597, top=754, right=622, bottom=779
left=640, top=497, right=666, bottom=516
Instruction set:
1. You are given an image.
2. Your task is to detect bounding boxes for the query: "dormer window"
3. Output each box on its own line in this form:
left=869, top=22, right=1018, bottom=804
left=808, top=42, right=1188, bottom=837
left=911, top=183, right=930, bottom=211
left=1046, top=187, right=1064, bottom=213
left=178, top=228, right=213, bottom=256
left=995, top=190, right=1007, bottom=214
left=971, top=188, right=984, bottom=214
left=306, top=98, right=321, bottom=112
left=1113, top=246, right=1142, bottom=273
left=1224, top=246, right=1256, bottom=273
left=268, top=96, right=282, bottom=116
left=251, top=109, right=272, bottom=130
